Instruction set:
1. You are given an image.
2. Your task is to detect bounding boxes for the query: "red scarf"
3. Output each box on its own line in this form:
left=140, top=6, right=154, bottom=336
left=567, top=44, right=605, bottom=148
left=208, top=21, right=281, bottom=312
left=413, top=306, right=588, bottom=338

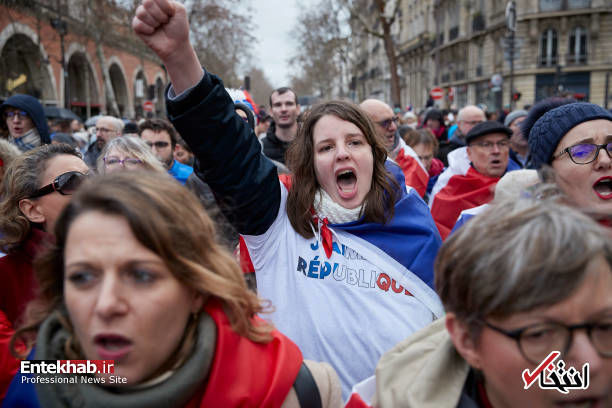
left=430, top=167, right=499, bottom=240
left=186, top=301, right=303, bottom=407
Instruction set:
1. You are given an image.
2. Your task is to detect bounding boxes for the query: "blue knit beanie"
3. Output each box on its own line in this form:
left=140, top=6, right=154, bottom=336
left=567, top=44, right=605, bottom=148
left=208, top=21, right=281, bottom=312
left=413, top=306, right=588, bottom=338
left=528, top=102, right=612, bottom=169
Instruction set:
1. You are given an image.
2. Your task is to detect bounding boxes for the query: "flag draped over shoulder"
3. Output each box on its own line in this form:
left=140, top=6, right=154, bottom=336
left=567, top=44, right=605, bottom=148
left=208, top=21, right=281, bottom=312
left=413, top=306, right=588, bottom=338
left=429, top=147, right=519, bottom=240
left=391, top=138, right=429, bottom=198
left=330, top=161, right=441, bottom=291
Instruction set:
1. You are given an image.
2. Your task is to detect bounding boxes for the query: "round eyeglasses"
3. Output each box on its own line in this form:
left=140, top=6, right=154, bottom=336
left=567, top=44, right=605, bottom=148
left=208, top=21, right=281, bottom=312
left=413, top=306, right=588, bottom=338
left=103, top=156, right=144, bottom=168
left=553, top=142, right=612, bottom=165
left=482, top=319, right=612, bottom=365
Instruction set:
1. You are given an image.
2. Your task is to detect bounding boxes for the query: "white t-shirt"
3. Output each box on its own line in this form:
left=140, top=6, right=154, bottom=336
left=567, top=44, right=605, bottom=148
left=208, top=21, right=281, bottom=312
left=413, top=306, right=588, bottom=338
left=243, top=183, right=442, bottom=397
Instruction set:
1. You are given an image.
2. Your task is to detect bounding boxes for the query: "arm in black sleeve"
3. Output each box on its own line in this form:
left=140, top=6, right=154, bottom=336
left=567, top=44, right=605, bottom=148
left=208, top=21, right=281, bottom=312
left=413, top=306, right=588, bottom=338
left=165, top=71, right=280, bottom=236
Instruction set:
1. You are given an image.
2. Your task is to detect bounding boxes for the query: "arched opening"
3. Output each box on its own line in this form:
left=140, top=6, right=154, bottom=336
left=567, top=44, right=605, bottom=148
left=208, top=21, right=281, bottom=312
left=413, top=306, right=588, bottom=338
left=67, top=52, right=100, bottom=118
left=0, top=33, right=55, bottom=102
left=133, top=70, right=147, bottom=119
left=155, top=76, right=164, bottom=116
left=109, top=63, right=129, bottom=118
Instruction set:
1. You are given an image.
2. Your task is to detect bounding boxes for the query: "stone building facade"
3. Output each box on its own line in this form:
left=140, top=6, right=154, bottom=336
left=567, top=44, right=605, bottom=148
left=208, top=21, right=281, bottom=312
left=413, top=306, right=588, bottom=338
left=352, top=0, right=612, bottom=110
left=0, top=1, right=167, bottom=119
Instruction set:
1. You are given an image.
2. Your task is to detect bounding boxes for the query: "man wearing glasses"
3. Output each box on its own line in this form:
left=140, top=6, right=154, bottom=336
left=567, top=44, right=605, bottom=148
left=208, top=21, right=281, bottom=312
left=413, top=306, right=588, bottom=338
left=84, top=116, right=124, bottom=168
left=139, top=118, right=193, bottom=185
left=429, top=121, right=521, bottom=239
left=360, top=99, right=429, bottom=197
left=0, top=94, right=51, bottom=151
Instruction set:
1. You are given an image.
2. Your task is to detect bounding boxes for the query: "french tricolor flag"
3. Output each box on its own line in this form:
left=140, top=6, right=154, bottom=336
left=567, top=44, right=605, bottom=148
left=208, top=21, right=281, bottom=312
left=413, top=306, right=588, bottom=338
left=429, top=147, right=520, bottom=240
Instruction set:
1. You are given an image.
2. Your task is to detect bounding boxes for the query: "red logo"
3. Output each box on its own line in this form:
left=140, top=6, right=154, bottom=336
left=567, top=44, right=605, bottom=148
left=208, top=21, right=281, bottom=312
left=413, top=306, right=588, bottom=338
left=522, top=351, right=589, bottom=394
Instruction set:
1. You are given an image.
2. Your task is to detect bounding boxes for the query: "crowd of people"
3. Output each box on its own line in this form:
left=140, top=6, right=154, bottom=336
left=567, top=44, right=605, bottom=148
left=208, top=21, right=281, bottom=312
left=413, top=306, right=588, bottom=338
left=0, top=0, right=610, bottom=407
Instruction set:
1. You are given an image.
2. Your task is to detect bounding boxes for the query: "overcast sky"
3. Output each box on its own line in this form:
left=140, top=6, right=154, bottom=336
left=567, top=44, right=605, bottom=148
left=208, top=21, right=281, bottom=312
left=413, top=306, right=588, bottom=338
left=250, top=0, right=302, bottom=87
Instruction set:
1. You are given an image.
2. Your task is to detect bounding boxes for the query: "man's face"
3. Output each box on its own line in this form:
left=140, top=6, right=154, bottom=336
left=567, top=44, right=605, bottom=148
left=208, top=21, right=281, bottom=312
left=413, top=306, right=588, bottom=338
left=141, top=129, right=174, bottom=168
left=363, top=103, right=398, bottom=150
left=509, top=117, right=528, bottom=149
left=270, top=91, right=299, bottom=129
left=458, top=108, right=486, bottom=137
left=467, top=133, right=510, bottom=178
left=4, top=107, right=34, bottom=138
left=95, top=118, right=121, bottom=149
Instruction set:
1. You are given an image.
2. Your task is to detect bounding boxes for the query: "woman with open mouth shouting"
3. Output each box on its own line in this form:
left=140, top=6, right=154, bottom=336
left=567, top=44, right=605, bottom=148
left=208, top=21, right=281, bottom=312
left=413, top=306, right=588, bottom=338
left=527, top=102, right=612, bottom=226
left=132, top=0, right=442, bottom=397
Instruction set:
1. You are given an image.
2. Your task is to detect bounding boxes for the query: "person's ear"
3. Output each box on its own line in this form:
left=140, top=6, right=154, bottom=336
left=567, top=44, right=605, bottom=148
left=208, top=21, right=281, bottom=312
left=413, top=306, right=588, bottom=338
left=18, top=198, right=46, bottom=224
left=445, top=313, right=483, bottom=370
left=191, top=291, right=204, bottom=314
left=466, top=146, right=474, bottom=161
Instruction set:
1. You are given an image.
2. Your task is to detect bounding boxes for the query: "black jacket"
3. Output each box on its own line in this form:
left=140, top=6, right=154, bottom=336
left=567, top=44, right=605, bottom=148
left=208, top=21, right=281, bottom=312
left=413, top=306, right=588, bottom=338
left=260, top=122, right=291, bottom=165
left=166, top=72, right=280, bottom=236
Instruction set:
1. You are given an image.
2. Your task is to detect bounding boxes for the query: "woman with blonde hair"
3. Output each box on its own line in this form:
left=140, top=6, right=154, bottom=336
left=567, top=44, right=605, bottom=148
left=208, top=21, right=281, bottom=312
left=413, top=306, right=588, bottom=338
left=96, top=135, right=166, bottom=174
left=133, top=0, right=442, bottom=396
left=0, top=144, right=88, bottom=326
left=5, top=171, right=341, bottom=407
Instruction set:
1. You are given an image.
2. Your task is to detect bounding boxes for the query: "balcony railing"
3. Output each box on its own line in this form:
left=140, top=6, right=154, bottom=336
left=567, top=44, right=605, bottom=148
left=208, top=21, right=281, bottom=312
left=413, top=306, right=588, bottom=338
left=566, top=52, right=587, bottom=65
left=539, top=0, right=590, bottom=11
left=539, top=54, right=558, bottom=67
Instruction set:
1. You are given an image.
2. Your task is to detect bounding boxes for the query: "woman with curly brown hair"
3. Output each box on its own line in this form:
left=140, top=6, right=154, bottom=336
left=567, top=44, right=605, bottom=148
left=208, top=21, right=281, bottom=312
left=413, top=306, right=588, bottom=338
left=4, top=171, right=341, bottom=407
left=0, top=144, right=88, bottom=326
left=132, top=0, right=442, bottom=397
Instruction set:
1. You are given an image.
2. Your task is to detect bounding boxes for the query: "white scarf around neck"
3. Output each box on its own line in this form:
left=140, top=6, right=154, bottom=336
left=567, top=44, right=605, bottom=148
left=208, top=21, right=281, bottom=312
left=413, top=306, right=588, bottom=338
left=313, top=188, right=364, bottom=225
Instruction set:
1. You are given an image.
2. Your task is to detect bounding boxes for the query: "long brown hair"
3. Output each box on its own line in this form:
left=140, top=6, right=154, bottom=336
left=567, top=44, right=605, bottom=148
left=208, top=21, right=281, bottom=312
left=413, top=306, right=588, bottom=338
left=12, top=171, right=272, bottom=357
left=0, top=144, right=81, bottom=253
left=285, top=100, right=399, bottom=238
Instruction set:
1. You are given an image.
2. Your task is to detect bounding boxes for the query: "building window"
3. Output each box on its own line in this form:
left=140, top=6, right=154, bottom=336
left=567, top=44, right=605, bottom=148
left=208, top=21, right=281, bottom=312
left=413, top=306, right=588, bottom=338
left=568, top=0, right=590, bottom=9
left=539, top=0, right=562, bottom=11
left=539, top=29, right=557, bottom=67
left=568, top=26, right=587, bottom=64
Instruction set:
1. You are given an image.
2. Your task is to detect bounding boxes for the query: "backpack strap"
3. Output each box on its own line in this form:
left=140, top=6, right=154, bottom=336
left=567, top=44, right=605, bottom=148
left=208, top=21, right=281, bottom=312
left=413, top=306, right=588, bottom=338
left=292, top=361, right=322, bottom=408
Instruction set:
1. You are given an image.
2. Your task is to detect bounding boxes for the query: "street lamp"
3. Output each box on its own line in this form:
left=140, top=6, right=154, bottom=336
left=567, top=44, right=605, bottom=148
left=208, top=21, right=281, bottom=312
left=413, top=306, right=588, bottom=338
left=50, top=13, right=69, bottom=109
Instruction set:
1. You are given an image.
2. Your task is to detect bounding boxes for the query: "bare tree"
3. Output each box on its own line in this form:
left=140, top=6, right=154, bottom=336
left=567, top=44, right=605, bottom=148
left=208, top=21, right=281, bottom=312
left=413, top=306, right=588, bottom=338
left=290, top=0, right=349, bottom=100
left=184, top=0, right=256, bottom=87
left=341, top=0, right=402, bottom=107
left=243, top=66, right=274, bottom=107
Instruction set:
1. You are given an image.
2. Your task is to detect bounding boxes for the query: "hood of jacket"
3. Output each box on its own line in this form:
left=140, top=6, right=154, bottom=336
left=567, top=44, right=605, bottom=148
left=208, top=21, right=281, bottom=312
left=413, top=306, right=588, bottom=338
left=0, top=94, right=50, bottom=144
left=373, top=319, right=471, bottom=408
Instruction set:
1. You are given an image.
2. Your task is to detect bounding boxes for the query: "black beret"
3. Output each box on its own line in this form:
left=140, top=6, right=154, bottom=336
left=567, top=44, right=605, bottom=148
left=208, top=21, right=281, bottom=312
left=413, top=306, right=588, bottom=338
left=465, top=120, right=512, bottom=144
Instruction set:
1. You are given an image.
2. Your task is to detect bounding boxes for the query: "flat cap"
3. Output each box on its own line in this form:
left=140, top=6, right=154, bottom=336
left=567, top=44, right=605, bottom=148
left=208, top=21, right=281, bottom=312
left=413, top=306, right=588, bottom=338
left=465, top=120, right=512, bottom=144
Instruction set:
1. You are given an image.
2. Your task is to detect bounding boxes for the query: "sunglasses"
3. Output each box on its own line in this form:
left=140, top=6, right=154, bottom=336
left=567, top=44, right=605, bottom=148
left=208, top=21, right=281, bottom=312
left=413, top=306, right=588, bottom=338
left=4, top=110, right=28, bottom=120
left=376, top=116, right=399, bottom=129
left=145, top=141, right=170, bottom=149
left=29, top=171, right=88, bottom=199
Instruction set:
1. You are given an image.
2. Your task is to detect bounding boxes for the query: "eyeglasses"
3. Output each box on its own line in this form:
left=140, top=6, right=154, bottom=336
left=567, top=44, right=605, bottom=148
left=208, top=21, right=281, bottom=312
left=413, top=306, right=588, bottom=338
left=553, top=142, right=612, bottom=165
left=376, top=116, right=399, bottom=129
left=95, top=127, right=116, bottom=134
left=471, top=140, right=510, bottom=150
left=482, top=319, right=612, bottom=365
left=4, top=110, right=28, bottom=120
left=145, top=141, right=170, bottom=149
left=103, top=156, right=144, bottom=168
left=28, top=171, right=88, bottom=199
left=460, top=119, right=484, bottom=126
